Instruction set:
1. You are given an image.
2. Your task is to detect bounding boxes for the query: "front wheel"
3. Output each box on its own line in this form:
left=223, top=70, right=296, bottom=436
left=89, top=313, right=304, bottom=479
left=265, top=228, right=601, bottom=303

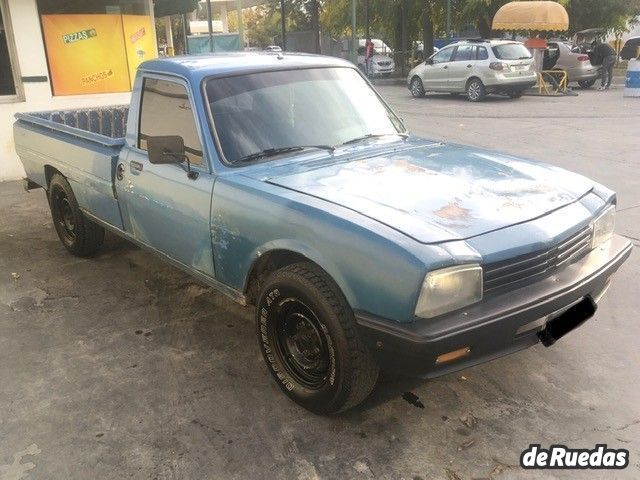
left=578, top=79, right=596, bottom=89
left=410, top=76, right=425, bottom=98
left=256, top=262, right=379, bottom=414
left=48, top=173, right=104, bottom=257
left=466, top=78, right=486, bottom=102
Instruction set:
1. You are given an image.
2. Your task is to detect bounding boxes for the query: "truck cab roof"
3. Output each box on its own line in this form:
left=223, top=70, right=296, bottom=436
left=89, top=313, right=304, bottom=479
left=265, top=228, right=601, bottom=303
left=139, top=53, right=355, bottom=83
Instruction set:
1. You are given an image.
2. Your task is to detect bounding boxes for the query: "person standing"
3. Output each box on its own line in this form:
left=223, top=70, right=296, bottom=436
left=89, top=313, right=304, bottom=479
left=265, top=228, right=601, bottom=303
left=364, top=38, right=374, bottom=77
left=592, top=40, right=617, bottom=90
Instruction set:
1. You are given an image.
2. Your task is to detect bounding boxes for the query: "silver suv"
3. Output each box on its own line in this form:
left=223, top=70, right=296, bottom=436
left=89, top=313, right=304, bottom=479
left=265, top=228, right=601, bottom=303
left=407, top=39, right=537, bottom=101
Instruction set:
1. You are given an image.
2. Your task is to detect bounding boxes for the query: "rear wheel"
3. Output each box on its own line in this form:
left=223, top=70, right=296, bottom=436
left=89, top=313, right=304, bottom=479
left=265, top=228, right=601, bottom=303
left=410, top=76, right=425, bottom=98
left=48, top=174, right=104, bottom=257
left=466, top=78, right=486, bottom=102
left=578, top=79, right=596, bottom=89
left=256, top=262, right=379, bottom=414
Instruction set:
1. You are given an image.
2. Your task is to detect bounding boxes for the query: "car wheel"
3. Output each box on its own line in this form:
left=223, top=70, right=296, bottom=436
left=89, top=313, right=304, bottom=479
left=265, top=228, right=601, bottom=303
left=466, top=78, right=486, bottom=102
left=508, top=90, right=524, bottom=99
left=578, top=79, right=596, bottom=89
left=410, top=76, right=425, bottom=98
left=48, top=173, right=105, bottom=257
left=256, top=262, right=379, bottom=414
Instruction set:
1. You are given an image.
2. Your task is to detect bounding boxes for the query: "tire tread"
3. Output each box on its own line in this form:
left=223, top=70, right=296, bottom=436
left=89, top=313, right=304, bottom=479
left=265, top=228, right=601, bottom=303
left=266, top=262, right=379, bottom=413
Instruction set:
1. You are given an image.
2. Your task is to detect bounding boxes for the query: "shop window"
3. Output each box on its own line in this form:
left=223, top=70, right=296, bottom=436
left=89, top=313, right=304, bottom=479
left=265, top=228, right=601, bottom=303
left=0, top=1, right=21, bottom=99
left=36, top=0, right=155, bottom=95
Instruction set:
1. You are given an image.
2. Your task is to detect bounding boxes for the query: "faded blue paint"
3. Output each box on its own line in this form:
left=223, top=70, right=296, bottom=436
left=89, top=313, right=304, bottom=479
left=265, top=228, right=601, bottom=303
left=13, top=53, right=615, bottom=323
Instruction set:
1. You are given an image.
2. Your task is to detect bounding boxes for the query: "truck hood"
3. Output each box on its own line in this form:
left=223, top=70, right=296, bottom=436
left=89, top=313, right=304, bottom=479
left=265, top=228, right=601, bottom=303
left=262, top=143, right=594, bottom=243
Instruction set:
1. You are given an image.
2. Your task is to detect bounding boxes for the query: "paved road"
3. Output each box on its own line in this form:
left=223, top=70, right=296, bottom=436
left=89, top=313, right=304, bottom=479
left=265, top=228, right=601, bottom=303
left=0, top=87, right=638, bottom=479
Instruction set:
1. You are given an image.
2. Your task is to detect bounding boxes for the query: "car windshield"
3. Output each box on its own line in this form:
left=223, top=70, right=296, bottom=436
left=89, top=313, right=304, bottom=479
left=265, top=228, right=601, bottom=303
left=492, top=43, right=532, bottom=60
left=205, top=67, right=405, bottom=165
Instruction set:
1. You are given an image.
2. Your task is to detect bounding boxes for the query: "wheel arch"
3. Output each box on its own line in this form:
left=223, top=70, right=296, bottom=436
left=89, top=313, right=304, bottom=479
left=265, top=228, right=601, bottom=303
left=44, top=165, right=63, bottom=191
left=243, top=242, right=355, bottom=308
left=465, top=76, right=483, bottom=89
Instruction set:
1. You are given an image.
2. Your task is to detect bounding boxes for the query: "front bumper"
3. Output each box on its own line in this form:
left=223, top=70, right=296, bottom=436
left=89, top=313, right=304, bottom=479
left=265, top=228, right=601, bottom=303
left=355, top=234, right=632, bottom=378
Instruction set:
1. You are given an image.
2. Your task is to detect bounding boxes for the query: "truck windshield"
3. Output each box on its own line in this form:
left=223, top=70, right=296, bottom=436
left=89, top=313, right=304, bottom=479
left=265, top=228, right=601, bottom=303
left=205, top=67, right=406, bottom=165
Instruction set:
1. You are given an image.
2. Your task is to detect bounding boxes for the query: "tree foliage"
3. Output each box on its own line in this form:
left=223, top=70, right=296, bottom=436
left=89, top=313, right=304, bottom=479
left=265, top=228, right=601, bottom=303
left=180, top=0, right=640, bottom=51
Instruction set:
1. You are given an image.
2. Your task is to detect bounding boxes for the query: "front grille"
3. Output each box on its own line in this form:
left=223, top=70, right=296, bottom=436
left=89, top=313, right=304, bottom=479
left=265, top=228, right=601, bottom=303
left=483, top=226, right=592, bottom=296
left=377, top=61, right=391, bottom=67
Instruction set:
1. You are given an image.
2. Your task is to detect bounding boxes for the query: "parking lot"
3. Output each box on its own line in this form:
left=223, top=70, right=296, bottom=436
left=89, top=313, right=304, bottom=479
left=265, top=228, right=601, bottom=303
left=1, top=86, right=639, bottom=479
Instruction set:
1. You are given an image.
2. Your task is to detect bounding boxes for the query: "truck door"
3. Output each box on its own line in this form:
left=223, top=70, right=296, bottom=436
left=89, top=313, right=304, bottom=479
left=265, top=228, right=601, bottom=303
left=115, top=75, right=215, bottom=277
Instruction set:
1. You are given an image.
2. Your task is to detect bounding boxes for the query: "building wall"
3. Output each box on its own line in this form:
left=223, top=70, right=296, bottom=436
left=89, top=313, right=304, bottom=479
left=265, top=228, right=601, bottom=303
left=0, top=0, right=155, bottom=182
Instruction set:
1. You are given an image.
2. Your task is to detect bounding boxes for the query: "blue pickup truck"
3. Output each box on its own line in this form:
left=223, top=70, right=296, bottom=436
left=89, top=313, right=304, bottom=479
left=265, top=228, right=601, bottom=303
left=14, top=53, right=631, bottom=414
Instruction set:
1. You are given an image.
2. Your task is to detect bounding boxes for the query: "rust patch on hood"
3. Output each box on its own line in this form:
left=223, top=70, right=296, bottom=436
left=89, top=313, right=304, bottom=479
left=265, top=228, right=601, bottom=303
left=434, top=201, right=472, bottom=221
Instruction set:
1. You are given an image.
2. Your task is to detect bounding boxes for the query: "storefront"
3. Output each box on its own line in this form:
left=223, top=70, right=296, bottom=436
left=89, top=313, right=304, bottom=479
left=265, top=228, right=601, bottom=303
left=0, top=0, right=157, bottom=181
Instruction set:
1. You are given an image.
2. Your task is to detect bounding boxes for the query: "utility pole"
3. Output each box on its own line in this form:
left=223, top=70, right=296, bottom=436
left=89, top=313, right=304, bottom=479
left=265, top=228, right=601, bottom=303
left=280, top=0, right=287, bottom=50
left=206, top=0, right=213, bottom=52
left=351, top=0, right=357, bottom=64
left=182, top=13, right=189, bottom=54
left=236, top=0, right=244, bottom=51
left=364, top=0, right=369, bottom=39
left=401, top=0, right=407, bottom=76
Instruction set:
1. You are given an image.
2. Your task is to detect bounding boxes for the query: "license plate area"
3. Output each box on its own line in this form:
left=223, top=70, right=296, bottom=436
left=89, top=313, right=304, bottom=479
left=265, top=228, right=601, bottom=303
left=538, top=296, right=597, bottom=347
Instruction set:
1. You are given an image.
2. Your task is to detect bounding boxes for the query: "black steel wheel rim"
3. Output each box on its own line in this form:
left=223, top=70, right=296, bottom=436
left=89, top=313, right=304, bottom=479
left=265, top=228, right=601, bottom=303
left=53, top=188, right=75, bottom=241
left=274, top=298, right=330, bottom=389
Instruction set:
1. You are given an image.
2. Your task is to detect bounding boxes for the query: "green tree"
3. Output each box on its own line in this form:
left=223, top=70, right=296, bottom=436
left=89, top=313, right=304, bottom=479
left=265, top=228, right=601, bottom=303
left=566, top=0, right=640, bottom=34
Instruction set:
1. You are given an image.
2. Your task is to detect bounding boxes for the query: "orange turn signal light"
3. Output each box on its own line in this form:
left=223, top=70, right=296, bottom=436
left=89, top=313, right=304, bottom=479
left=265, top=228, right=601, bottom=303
left=435, top=346, right=471, bottom=365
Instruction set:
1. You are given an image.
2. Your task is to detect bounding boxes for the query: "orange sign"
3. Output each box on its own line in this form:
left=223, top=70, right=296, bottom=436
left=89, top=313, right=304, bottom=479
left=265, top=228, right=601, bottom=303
left=41, top=14, right=157, bottom=95
left=122, top=15, right=157, bottom=89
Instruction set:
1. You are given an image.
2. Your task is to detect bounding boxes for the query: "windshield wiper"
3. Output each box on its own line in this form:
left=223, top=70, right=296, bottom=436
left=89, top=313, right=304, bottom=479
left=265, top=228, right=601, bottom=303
left=336, top=132, right=409, bottom=148
left=232, top=145, right=335, bottom=164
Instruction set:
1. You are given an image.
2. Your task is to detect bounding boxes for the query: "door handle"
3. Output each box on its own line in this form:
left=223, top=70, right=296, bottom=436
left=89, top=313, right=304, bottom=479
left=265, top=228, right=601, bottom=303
left=467, top=64, right=473, bottom=68
left=443, top=65, right=448, bottom=69
left=116, top=163, right=125, bottom=181
left=130, top=161, right=143, bottom=174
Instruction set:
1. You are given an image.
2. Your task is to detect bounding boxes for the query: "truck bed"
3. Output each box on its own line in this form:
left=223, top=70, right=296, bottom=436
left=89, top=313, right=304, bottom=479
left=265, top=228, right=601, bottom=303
left=14, top=106, right=129, bottom=230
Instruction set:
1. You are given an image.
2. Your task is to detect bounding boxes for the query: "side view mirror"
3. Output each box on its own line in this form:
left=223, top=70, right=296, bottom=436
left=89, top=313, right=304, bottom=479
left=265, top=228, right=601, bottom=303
left=425, top=58, right=433, bottom=65
left=147, top=135, right=198, bottom=180
left=147, top=135, right=185, bottom=165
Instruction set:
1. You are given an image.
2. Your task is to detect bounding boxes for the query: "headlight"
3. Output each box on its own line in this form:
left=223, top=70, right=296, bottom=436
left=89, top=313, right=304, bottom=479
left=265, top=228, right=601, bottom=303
left=590, top=205, right=616, bottom=249
left=415, top=264, right=483, bottom=318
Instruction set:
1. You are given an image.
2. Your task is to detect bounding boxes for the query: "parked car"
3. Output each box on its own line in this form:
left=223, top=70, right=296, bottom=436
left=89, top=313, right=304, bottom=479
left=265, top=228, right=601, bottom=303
left=264, top=45, right=282, bottom=52
left=408, top=39, right=537, bottom=101
left=358, top=38, right=393, bottom=55
left=544, top=40, right=599, bottom=88
left=14, top=54, right=631, bottom=414
left=620, top=36, right=640, bottom=60
left=357, top=46, right=395, bottom=76
left=413, top=41, right=439, bottom=62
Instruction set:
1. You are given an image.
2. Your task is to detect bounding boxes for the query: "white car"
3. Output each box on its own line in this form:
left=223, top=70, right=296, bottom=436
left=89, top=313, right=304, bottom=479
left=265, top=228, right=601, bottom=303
left=407, top=39, right=537, bottom=101
left=357, top=46, right=395, bottom=77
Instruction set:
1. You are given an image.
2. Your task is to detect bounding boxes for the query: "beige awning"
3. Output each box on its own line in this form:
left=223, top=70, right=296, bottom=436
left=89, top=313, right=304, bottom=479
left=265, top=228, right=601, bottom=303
left=492, top=1, right=569, bottom=31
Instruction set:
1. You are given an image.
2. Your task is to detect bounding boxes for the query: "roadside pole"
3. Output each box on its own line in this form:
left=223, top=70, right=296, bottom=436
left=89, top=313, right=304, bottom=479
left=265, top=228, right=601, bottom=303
left=280, top=0, right=287, bottom=50
left=206, top=0, right=213, bottom=52
left=351, top=0, right=357, bottom=64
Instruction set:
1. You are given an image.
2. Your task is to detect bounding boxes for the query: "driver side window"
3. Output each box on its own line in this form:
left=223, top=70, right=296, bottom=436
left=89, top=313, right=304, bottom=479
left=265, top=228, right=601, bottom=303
left=431, top=47, right=454, bottom=64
